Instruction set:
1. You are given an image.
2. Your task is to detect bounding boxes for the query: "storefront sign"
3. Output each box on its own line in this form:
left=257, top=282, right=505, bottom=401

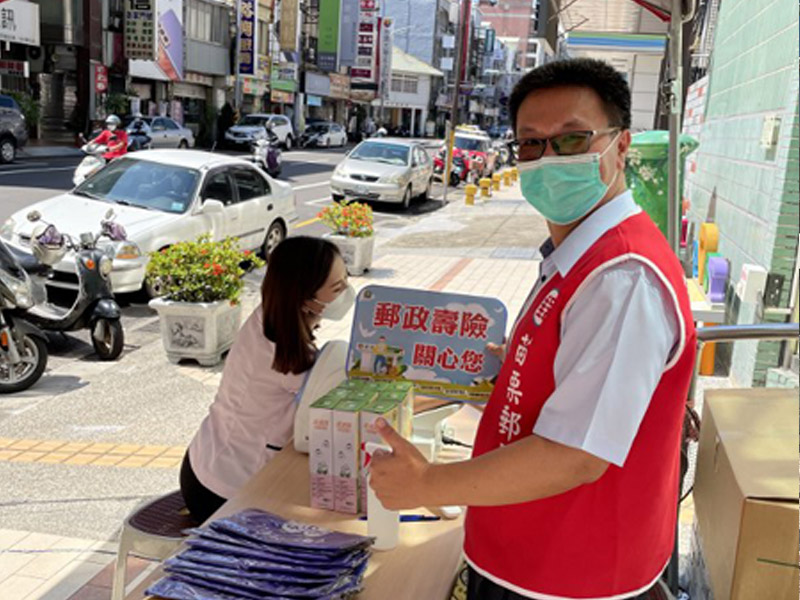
left=378, top=18, right=392, bottom=100
left=0, top=59, right=28, bottom=78
left=350, top=0, right=379, bottom=90
left=0, top=0, right=40, bottom=47
left=125, top=0, right=156, bottom=60
left=317, top=0, right=340, bottom=72
left=257, top=56, right=271, bottom=81
left=347, top=285, right=507, bottom=403
left=305, top=72, right=331, bottom=97
left=329, top=73, right=350, bottom=100
left=279, top=0, right=298, bottom=52
left=242, top=76, right=268, bottom=97
left=238, top=0, right=256, bottom=76
left=94, top=64, right=109, bottom=93
left=157, top=0, right=184, bottom=81
left=338, top=0, right=359, bottom=67
left=271, top=89, right=295, bottom=104
left=350, top=89, right=375, bottom=103
left=307, top=94, right=322, bottom=107
left=271, top=62, right=297, bottom=93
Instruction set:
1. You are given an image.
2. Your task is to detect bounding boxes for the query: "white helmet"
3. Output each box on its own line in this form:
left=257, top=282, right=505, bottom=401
left=31, top=223, right=67, bottom=266
left=106, top=115, right=122, bottom=128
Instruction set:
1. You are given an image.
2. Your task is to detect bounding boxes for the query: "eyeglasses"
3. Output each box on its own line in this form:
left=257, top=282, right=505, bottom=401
left=510, top=128, right=620, bottom=162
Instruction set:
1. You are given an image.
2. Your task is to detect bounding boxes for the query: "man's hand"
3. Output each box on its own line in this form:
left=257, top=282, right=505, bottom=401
left=369, top=418, right=431, bottom=510
left=487, top=341, right=506, bottom=360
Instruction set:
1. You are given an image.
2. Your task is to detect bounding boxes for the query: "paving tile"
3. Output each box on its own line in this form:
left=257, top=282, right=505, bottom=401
left=7, top=440, right=40, bottom=451
left=106, top=444, right=142, bottom=456
left=64, top=583, right=111, bottom=600
left=62, top=455, right=97, bottom=466
left=87, top=555, right=153, bottom=589
left=16, top=537, right=95, bottom=581
left=89, top=455, right=125, bottom=467
left=2, top=574, right=45, bottom=600
left=116, top=455, right=154, bottom=468
left=30, top=441, right=66, bottom=453
left=57, top=443, right=91, bottom=454
left=82, top=443, right=116, bottom=454
left=26, top=560, right=109, bottom=600
left=8, top=452, right=47, bottom=463
left=0, top=437, right=14, bottom=448
left=0, top=450, right=22, bottom=461
left=36, top=452, right=77, bottom=465
left=133, top=445, right=170, bottom=457
left=161, top=447, right=186, bottom=458
left=0, top=530, right=29, bottom=551
left=146, top=457, right=181, bottom=469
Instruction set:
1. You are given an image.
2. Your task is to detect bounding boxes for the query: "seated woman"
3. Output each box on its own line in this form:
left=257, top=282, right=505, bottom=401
left=180, top=236, right=355, bottom=523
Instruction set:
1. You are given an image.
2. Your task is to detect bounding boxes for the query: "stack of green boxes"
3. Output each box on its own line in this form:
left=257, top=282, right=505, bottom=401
left=308, top=379, right=415, bottom=514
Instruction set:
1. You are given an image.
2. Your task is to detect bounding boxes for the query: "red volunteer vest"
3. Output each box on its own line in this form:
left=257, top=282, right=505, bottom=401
left=464, top=211, right=696, bottom=599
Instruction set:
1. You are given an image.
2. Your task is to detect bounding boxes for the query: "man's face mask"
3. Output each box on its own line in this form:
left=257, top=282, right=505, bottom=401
left=517, top=131, right=621, bottom=226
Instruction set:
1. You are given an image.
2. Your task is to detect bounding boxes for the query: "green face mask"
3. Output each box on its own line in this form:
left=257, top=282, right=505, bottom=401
left=518, top=134, right=620, bottom=225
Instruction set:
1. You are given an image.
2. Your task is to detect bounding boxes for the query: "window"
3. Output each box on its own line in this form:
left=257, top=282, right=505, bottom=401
left=258, top=19, right=268, bottom=55
left=203, top=172, right=236, bottom=205
left=188, top=0, right=227, bottom=44
left=151, top=118, right=167, bottom=132
left=233, top=168, right=268, bottom=201
left=0, top=96, right=14, bottom=109
left=390, top=74, right=418, bottom=95
left=164, top=119, right=180, bottom=130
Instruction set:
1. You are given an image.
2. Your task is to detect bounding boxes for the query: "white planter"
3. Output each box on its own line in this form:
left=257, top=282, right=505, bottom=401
left=325, top=233, right=375, bottom=276
left=148, top=298, right=243, bottom=366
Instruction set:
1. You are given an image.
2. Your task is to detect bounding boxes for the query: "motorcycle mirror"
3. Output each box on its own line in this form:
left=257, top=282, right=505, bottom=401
left=105, top=208, right=116, bottom=220
left=27, top=211, right=41, bottom=222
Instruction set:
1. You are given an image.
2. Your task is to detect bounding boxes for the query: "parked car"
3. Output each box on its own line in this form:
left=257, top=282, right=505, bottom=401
left=123, top=116, right=194, bottom=149
left=0, top=150, right=297, bottom=297
left=330, top=138, right=433, bottom=209
left=226, top=113, right=295, bottom=150
left=0, top=94, right=28, bottom=164
left=453, top=129, right=498, bottom=178
left=299, top=122, right=347, bottom=148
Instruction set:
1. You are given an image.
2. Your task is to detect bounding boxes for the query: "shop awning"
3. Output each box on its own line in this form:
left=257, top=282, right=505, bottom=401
left=391, top=47, right=444, bottom=78
left=129, top=59, right=170, bottom=82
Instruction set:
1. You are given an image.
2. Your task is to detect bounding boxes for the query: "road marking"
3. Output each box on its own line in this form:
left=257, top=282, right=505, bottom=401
left=294, top=216, right=321, bottom=229
left=0, top=437, right=184, bottom=469
left=291, top=181, right=331, bottom=191
left=0, top=166, right=75, bottom=176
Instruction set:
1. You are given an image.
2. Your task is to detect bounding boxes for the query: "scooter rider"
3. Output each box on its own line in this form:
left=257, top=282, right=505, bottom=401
left=91, top=115, right=128, bottom=162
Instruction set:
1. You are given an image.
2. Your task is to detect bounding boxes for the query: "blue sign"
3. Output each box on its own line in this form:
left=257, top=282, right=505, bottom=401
left=347, top=285, right=508, bottom=403
left=307, top=94, right=322, bottom=106
left=239, top=0, right=256, bottom=75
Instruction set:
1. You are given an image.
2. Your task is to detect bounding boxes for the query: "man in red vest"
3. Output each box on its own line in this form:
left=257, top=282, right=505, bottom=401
left=370, top=58, right=696, bottom=600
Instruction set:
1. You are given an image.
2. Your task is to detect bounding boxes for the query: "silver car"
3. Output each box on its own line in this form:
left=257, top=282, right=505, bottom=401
left=330, top=139, right=434, bottom=209
left=124, top=116, right=194, bottom=149
left=0, top=94, right=28, bottom=163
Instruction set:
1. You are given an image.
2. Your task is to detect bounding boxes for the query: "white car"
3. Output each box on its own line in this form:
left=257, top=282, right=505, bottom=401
left=0, top=150, right=297, bottom=296
left=123, top=116, right=195, bottom=149
left=226, top=113, right=295, bottom=150
left=300, top=122, right=347, bottom=148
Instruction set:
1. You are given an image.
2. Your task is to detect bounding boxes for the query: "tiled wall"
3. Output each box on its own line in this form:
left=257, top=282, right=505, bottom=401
left=684, top=0, right=799, bottom=386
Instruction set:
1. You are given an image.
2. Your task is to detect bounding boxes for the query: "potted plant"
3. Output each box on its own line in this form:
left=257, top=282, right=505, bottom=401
left=145, top=236, right=264, bottom=366
left=318, top=200, right=374, bottom=275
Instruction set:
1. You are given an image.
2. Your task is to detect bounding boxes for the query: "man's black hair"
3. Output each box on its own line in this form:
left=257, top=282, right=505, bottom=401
left=509, top=58, right=632, bottom=133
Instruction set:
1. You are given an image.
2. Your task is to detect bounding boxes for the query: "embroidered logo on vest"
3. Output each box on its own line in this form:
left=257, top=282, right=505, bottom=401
left=533, top=289, right=559, bottom=326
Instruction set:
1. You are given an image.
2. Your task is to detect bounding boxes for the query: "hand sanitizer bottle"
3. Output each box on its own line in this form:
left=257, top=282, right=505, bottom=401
left=365, top=442, right=399, bottom=550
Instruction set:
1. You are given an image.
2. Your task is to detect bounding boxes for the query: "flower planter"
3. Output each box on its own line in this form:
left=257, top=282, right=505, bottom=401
left=324, top=233, right=374, bottom=276
left=149, top=297, right=243, bottom=366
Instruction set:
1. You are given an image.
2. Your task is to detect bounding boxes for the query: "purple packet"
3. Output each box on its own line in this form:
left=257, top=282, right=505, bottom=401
left=165, top=559, right=367, bottom=599
left=208, top=509, right=373, bottom=553
left=186, top=527, right=365, bottom=560
left=151, top=573, right=363, bottom=600
left=166, top=556, right=340, bottom=585
left=185, top=536, right=369, bottom=568
left=179, top=548, right=367, bottom=576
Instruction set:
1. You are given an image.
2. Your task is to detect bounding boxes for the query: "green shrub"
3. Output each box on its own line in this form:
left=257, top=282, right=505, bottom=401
left=145, top=236, right=265, bottom=303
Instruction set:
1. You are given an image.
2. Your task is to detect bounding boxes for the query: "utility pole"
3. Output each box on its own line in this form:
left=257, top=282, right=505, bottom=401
left=442, top=0, right=470, bottom=204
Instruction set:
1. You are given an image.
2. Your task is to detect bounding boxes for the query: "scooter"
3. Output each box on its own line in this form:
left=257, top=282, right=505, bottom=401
left=128, top=127, right=152, bottom=152
left=248, top=133, right=282, bottom=178
left=73, top=135, right=108, bottom=186
left=434, top=149, right=468, bottom=187
left=0, top=239, right=49, bottom=393
left=9, top=210, right=126, bottom=361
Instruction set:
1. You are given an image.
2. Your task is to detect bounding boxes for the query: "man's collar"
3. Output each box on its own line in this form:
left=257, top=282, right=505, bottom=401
left=539, top=190, right=641, bottom=276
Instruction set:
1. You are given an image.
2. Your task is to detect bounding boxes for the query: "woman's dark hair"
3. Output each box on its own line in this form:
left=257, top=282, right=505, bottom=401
left=509, top=58, right=631, bottom=132
left=261, top=237, right=341, bottom=374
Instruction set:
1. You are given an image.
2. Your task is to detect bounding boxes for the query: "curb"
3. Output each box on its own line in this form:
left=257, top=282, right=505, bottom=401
left=18, top=147, right=83, bottom=159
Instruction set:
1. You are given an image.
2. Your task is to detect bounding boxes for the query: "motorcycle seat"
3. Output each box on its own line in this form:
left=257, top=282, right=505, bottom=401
left=7, top=245, right=51, bottom=276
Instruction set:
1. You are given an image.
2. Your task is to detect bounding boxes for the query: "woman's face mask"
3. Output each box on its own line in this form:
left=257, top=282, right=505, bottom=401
left=314, top=283, right=356, bottom=321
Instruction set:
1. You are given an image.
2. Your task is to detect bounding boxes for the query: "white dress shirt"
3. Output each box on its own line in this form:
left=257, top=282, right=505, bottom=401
left=516, top=191, right=680, bottom=467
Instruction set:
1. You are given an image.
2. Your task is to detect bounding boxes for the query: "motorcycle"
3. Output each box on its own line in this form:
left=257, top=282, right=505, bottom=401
left=127, top=126, right=152, bottom=152
left=247, top=130, right=282, bottom=178
left=73, top=135, right=108, bottom=186
left=433, top=149, right=468, bottom=187
left=0, top=239, right=49, bottom=393
left=8, top=210, right=127, bottom=361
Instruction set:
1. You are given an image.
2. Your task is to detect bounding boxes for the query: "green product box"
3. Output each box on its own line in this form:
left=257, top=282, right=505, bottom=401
left=308, top=394, right=341, bottom=510
left=359, top=397, right=402, bottom=512
left=332, top=395, right=375, bottom=514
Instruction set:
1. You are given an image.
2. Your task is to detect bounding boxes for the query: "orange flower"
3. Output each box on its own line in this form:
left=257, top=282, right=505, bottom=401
left=200, top=248, right=208, bottom=255
left=243, top=250, right=251, bottom=256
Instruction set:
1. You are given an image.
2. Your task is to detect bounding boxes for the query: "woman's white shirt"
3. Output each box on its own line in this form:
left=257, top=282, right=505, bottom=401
left=188, top=306, right=306, bottom=499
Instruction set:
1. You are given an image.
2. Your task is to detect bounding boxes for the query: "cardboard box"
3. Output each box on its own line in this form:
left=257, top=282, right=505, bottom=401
left=308, top=394, right=340, bottom=510
left=379, top=380, right=415, bottom=439
left=333, top=394, right=375, bottom=513
left=694, top=389, right=799, bottom=600
left=360, top=397, right=402, bottom=511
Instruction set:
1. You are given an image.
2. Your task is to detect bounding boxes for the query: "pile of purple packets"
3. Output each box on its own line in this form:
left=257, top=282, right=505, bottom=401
left=146, top=508, right=374, bottom=600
